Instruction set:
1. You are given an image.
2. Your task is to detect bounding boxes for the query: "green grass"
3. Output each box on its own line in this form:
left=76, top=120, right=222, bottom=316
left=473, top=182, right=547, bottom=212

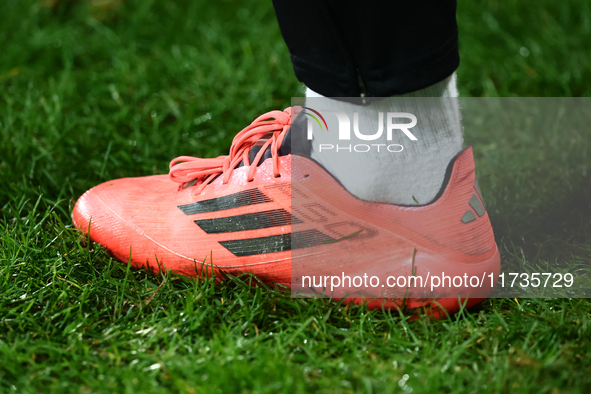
left=1, top=0, right=590, bottom=392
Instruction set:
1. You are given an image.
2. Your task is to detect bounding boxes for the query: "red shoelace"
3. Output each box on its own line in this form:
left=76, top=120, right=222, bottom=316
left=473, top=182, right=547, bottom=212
left=169, top=107, right=292, bottom=194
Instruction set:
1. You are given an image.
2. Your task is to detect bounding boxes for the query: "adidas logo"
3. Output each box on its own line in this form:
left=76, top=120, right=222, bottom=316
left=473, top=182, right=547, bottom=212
left=177, top=188, right=335, bottom=256
left=461, top=180, right=487, bottom=223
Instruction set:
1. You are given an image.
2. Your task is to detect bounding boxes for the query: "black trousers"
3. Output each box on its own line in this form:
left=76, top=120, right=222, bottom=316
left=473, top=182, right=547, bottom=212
left=272, top=0, right=459, bottom=97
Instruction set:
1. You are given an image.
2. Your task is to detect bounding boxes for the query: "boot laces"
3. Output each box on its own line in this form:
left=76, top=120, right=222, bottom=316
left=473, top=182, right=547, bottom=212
left=169, top=108, right=292, bottom=194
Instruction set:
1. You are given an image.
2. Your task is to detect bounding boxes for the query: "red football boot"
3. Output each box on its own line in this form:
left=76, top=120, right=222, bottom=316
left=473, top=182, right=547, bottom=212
left=72, top=108, right=500, bottom=318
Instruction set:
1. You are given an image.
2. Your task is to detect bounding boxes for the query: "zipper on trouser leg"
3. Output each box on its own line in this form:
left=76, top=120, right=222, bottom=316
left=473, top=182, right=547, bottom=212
left=356, top=67, right=369, bottom=105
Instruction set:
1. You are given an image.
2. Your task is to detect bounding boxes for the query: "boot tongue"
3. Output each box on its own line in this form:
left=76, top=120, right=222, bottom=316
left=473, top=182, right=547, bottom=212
left=246, top=131, right=274, bottom=164
left=239, top=110, right=311, bottom=168
left=279, top=109, right=311, bottom=157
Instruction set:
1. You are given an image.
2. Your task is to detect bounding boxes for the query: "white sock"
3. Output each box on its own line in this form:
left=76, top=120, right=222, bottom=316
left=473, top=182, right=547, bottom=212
left=305, top=72, right=463, bottom=205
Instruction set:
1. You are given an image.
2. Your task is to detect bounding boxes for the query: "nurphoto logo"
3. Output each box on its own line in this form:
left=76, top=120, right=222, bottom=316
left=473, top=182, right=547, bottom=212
left=304, top=107, right=418, bottom=153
